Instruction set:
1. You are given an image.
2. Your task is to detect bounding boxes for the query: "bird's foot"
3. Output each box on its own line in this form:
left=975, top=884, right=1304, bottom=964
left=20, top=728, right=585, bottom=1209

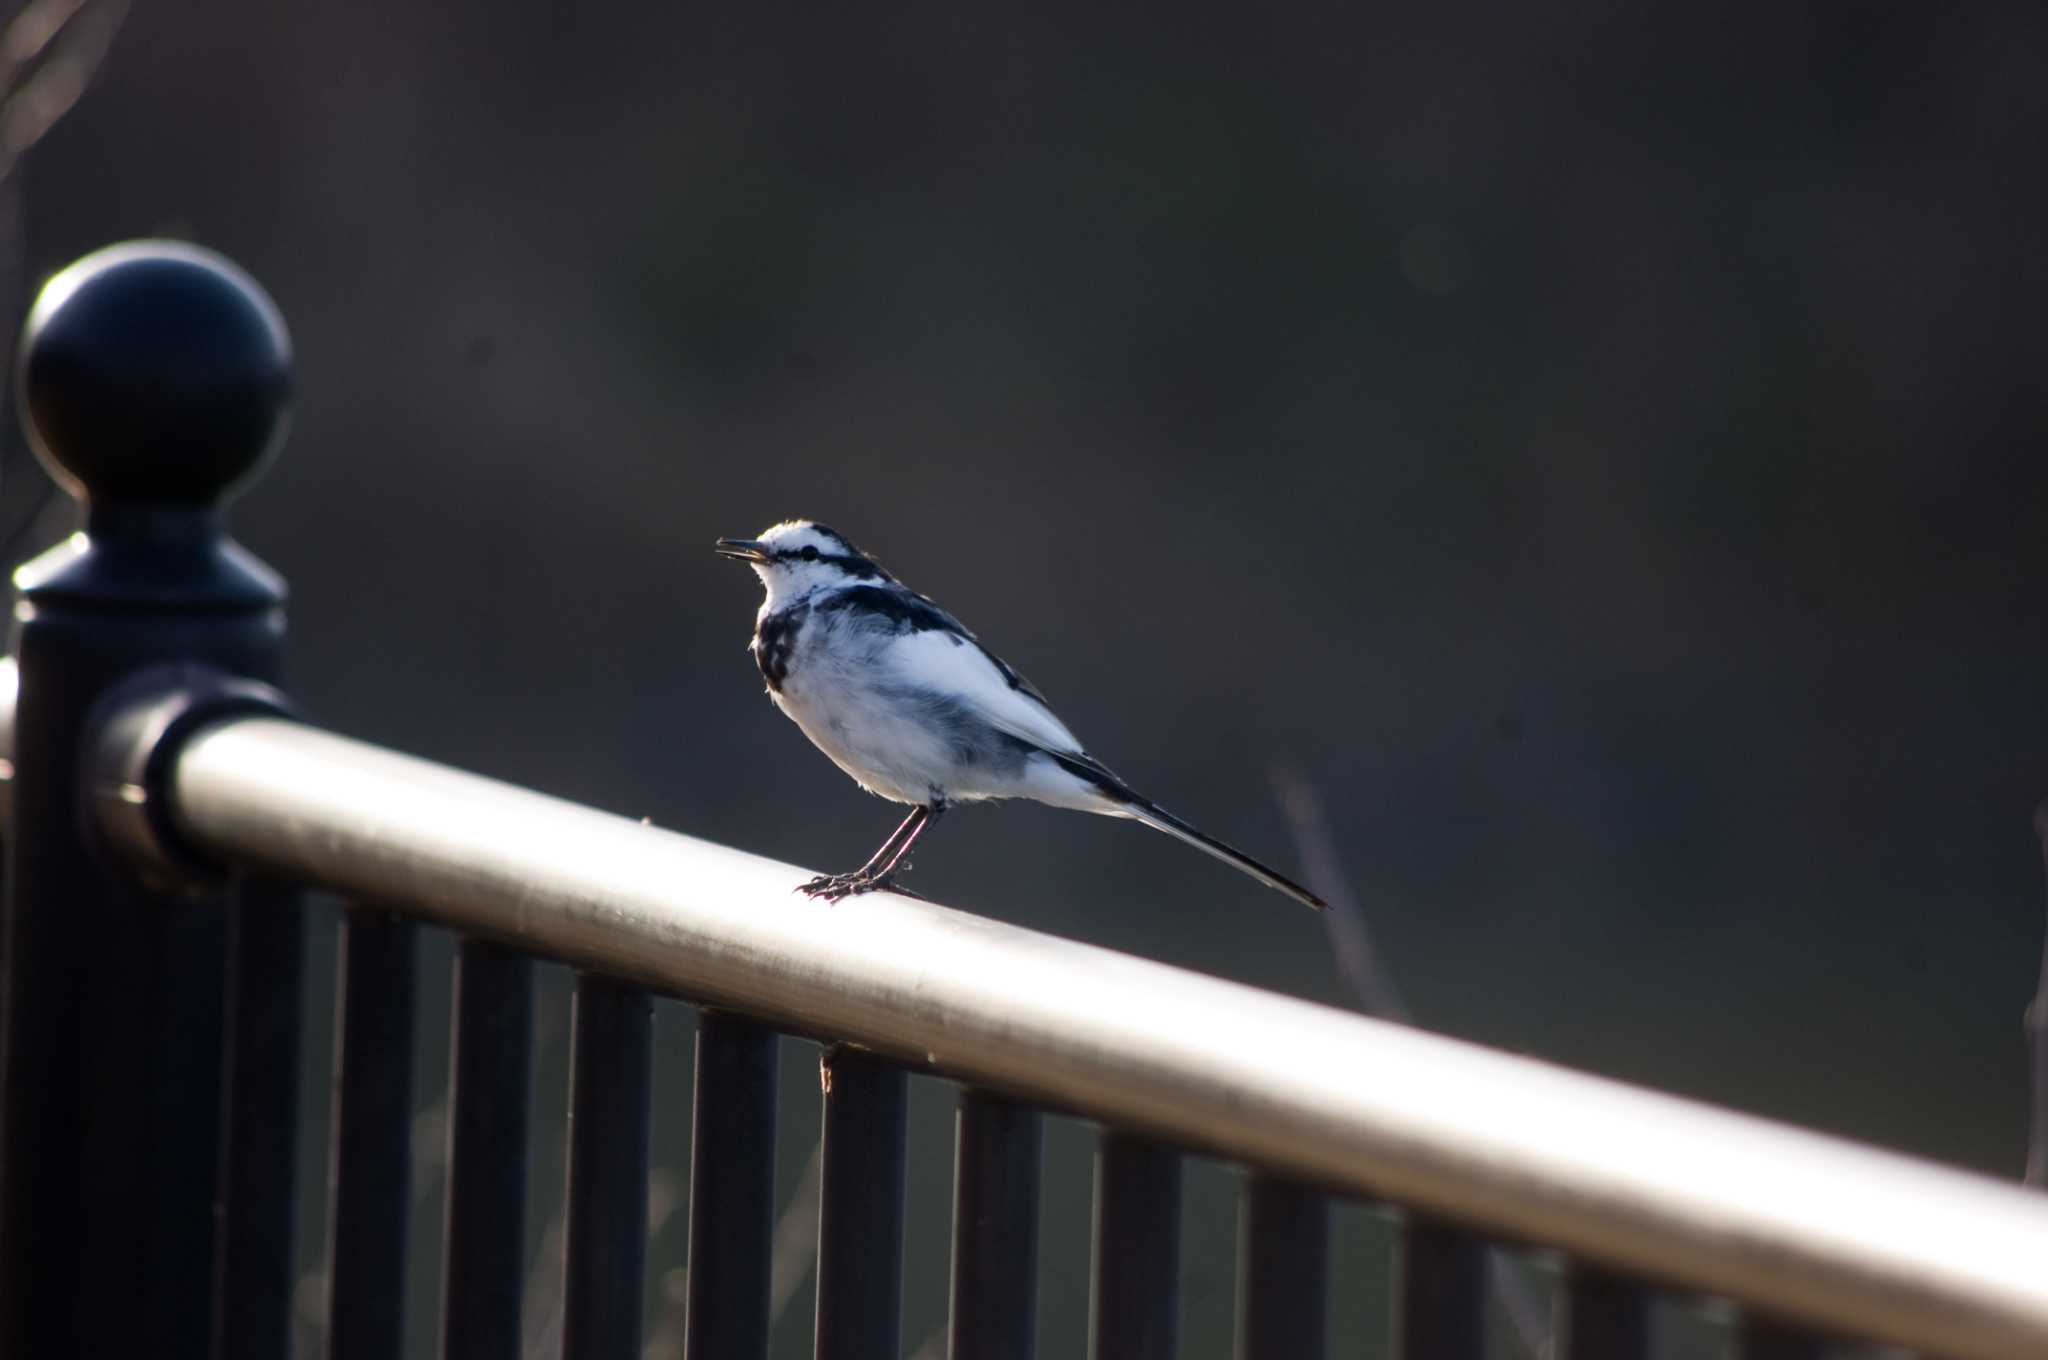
left=795, top=865, right=924, bottom=903
left=795, top=871, right=876, bottom=903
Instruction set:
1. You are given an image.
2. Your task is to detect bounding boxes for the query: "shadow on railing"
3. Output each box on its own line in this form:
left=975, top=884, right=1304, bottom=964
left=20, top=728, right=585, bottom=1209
left=2, top=242, right=2046, bottom=1360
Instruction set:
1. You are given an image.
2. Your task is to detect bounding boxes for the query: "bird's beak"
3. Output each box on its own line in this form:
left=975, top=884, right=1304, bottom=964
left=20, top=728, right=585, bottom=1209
left=714, top=538, right=769, bottom=563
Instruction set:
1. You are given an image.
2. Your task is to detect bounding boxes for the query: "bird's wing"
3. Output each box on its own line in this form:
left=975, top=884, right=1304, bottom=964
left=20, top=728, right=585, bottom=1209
left=881, top=624, right=1084, bottom=753
left=822, top=585, right=1083, bottom=753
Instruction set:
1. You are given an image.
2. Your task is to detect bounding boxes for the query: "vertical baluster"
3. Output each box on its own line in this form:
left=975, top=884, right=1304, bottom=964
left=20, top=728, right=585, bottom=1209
left=1235, top=1174, right=1327, bottom=1360
left=947, top=1089, right=1041, bottom=1360
left=815, top=1048, right=908, bottom=1360
left=1400, top=1215, right=1484, bottom=1360
left=1565, top=1264, right=1652, bottom=1360
left=214, top=877, right=306, bottom=1356
left=685, top=1011, right=779, bottom=1360
left=140, top=888, right=233, bottom=1354
left=1090, top=1130, right=1181, bottom=1360
left=562, top=973, right=653, bottom=1359
left=1741, top=1311, right=1830, bottom=1359
left=440, top=937, right=534, bottom=1360
left=326, top=905, right=419, bottom=1360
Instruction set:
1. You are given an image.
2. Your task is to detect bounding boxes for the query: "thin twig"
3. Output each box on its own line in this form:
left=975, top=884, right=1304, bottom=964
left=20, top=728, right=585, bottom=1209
left=1270, top=765, right=1410, bottom=1023
left=0, top=0, right=85, bottom=99
left=0, top=0, right=130, bottom=561
left=1271, top=764, right=1552, bottom=1360
left=0, top=0, right=128, bottom=176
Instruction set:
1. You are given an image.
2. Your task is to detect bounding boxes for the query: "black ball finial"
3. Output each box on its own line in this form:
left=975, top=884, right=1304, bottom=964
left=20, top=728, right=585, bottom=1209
left=17, top=241, right=292, bottom=507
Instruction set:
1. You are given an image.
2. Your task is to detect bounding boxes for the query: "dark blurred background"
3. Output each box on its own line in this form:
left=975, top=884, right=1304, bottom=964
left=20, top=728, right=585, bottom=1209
left=5, top=2, right=2046, bottom=1356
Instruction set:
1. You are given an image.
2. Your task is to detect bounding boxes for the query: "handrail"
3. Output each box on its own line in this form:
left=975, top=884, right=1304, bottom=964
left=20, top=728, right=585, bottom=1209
left=77, top=705, right=2048, bottom=1360
left=17, top=241, right=2034, bottom=1359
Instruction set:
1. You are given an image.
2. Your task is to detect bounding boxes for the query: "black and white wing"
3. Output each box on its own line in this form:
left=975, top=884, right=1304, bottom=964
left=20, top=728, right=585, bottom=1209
left=818, top=585, right=1083, bottom=754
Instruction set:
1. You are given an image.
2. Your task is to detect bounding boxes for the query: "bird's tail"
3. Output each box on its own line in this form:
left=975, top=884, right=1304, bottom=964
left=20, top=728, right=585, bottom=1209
left=1120, top=797, right=1328, bottom=912
left=1036, top=747, right=1326, bottom=910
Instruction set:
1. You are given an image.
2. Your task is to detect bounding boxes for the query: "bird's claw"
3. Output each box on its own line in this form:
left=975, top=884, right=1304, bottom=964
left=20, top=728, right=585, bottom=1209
left=796, top=872, right=875, bottom=902
left=795, top=867, right=924, bottom=903
left=795, top=873, right=855, bottom=901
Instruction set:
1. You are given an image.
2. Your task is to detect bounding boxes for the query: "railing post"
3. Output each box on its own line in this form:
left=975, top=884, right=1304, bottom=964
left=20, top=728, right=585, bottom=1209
left=1235, top=1174, right=1328, bottom=1360
left=1090, top=1130, right=1181, bottom=1360
left=326, top=905, right=420, bottom=1359
left=948, top=1089, right=1041, bottom=1360
left=562, top=972, right=654, bottom=1358
left=1740, top=1310, right=1830, bottom=1359
left=815, top=1047, right=909, bottom=1360
left=0, top=242, right=293, bottom=1357
left=441, top=937, right=535, bottom=1360
left=1400, top=1215, right=1486, bottom=1360
left=1566, top=1264, right=1652, bottom=1359
left=214, top=876, right=309, bottom=1356
left=685, top=1010, right=779, bottom=1360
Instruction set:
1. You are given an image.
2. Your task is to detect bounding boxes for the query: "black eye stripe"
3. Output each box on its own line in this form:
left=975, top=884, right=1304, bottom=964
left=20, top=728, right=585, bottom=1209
left=770, top=547, right=889, bottom=579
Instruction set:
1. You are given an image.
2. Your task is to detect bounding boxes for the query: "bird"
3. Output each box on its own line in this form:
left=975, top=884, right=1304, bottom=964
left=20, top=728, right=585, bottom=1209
left=715, top=519, right=1326, bottom=911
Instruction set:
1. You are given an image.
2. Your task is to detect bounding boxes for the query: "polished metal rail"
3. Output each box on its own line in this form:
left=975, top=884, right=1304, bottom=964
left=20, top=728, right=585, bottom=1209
left=7, top=243, right=2046, bottom=1360
left=86, top=706, right=2048, bottom=1360
left=8, top=246, right=2039, bottom=1360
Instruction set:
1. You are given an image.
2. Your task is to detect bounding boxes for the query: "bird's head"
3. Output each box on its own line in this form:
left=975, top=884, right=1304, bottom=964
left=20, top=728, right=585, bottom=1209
left=715, top=520, right=892, bottom=602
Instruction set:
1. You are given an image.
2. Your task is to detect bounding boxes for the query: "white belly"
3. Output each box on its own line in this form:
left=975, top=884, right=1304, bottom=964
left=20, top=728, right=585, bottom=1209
left=772, top=663, right=966, bottom=805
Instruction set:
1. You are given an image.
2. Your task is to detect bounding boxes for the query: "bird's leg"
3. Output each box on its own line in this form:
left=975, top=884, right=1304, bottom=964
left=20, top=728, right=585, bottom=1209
left=861, top=801, right=945, bottom=894
left=844, top=807, right=926, bottom=880
left=797, top=807, right=926, bottom=901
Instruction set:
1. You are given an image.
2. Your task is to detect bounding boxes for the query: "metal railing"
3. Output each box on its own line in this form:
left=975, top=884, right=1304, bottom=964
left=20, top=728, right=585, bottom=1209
left=2, top=242, right=2046, bottom=1360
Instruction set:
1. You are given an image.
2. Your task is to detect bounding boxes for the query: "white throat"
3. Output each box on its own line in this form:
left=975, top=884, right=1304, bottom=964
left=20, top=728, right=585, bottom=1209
left=753, top=562, right=856, bottom=613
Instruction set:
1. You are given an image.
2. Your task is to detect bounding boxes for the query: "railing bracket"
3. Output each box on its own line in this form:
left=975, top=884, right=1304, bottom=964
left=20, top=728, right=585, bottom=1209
left=87, top=662, right=292, bottom=893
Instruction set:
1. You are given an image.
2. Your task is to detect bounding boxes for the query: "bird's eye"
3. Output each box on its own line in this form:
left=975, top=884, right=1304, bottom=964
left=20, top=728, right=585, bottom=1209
left=800, top=546, right=820, bottom=561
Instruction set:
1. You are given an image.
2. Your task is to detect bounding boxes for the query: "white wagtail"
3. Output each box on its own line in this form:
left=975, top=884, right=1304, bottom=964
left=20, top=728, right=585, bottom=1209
left=716, top=520, right=1326, bottom=910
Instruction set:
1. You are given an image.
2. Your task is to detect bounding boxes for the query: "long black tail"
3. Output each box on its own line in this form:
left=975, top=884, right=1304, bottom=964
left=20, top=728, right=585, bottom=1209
left=1121, top=796, right=1328, bottom=911
left=1041, top=748, right=1326, bottom=910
